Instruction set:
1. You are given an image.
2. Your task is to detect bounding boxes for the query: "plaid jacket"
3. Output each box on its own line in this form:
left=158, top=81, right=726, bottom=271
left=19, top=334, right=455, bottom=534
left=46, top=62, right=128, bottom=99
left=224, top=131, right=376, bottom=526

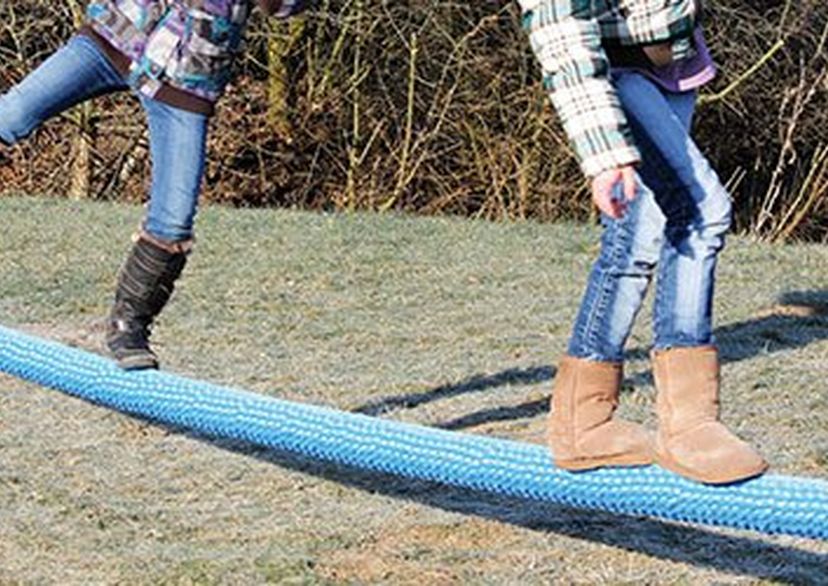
left=86, top=0, right=306, bottom=104
left=520, top=0, right=704, bottom=177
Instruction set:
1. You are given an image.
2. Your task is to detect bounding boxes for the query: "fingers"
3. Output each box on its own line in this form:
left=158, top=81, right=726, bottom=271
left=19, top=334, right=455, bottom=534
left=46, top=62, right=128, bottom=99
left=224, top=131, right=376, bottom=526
left=607, top=193, right=628, bottom=219
left=592, top=184, right=626, bottom=219
left=622, top=166, right=638, bottom=201
left=590, top=166, right=639, bottom=220
left=599, top=201, right=624, bottom=219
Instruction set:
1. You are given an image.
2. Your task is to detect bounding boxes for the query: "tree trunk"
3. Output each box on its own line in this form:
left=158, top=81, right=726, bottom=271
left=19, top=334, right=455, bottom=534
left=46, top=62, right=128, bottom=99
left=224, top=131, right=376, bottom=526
left=68, top=2, right=95, bottom=200
left=267, top=17, right=305, bottom=142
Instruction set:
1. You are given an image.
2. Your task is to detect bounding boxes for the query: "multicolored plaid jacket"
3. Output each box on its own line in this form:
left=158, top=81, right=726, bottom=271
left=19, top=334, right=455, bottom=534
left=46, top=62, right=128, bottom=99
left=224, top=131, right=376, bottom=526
left=85, top=0, right=306, bottom=107
left=520, top=0, right=704, bottom=177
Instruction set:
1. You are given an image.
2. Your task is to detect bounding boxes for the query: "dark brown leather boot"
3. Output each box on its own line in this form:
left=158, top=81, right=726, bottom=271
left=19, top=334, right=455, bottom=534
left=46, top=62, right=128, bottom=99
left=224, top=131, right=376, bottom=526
left=106, top=235, right=189, bottom=370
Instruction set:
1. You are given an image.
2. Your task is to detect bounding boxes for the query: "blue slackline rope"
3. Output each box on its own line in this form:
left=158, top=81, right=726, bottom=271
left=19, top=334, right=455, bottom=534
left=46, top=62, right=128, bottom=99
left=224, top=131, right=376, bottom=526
left=1, top=324, right=826, bottom=540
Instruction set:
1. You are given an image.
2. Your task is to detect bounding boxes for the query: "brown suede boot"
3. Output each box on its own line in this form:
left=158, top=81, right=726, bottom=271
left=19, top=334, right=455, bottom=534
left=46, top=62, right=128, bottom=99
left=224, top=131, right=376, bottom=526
left=653, top=346, right=768, bottom=484
left=549, top=356, right=654, bottom=471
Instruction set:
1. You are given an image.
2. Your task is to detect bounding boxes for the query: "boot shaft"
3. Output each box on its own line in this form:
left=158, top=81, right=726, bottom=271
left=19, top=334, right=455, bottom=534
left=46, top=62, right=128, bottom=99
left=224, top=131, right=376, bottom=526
left=552, top=357, right=623, bottom=437
left=112, top=235, right=189, bottom=326
left=652, top=346, right=720, bottom=435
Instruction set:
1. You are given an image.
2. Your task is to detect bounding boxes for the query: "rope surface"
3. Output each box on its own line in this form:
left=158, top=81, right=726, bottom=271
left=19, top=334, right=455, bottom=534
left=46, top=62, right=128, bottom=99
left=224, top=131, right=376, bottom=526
left=1, top=325, right=826, bottom=540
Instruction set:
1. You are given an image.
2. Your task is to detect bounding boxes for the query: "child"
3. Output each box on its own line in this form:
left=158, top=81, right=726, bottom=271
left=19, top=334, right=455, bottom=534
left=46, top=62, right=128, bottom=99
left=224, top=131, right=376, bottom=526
left=521, top=0, right=768, bottom=483
left=0, top=0, right=305, bottom=370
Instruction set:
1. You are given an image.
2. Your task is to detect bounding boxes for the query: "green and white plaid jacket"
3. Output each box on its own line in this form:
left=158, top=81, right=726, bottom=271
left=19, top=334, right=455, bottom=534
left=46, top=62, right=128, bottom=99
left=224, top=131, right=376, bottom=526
left=520, top=0, right=704, bottom=177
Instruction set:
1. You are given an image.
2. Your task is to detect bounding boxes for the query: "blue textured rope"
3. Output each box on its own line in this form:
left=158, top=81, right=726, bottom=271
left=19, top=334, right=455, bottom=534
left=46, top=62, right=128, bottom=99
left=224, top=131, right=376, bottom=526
left=1, top=324, right=826, bottom=540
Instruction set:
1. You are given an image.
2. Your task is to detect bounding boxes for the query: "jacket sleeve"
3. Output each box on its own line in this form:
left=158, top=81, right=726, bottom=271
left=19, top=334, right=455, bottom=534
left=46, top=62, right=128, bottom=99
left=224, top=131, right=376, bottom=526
left=257, top=0, right=307, bottom=17
left=522, top=0, right=641, bottom=177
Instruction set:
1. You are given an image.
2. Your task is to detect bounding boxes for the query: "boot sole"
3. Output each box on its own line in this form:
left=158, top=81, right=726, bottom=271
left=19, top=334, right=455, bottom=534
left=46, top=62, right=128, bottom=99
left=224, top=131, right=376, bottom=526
left=656, top=450, right=769, bottom=485
left=107, top=339, right=159, bottom=371
left=115, top=354, right=160, bottom=371
left=555, top=453, right=655, bottom=472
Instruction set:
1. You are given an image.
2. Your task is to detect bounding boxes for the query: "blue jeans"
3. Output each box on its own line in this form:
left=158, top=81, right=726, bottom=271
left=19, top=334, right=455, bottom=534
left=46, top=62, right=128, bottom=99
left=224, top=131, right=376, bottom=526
left=0, top=35, right=208, bottom=243
left=568, top=71, right=733, bottom=362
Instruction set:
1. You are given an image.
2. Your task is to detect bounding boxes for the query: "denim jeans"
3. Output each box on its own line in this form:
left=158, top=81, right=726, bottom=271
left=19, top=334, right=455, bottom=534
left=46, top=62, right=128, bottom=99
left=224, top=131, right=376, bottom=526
left=0, top=34, right=208, bottom=243
left=568, top=71, right=733, bottom=362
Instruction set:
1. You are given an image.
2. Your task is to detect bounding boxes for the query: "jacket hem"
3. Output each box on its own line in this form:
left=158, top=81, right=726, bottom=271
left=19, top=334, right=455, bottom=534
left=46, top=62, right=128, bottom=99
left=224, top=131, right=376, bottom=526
left=78, top=25, right=216, bottom=117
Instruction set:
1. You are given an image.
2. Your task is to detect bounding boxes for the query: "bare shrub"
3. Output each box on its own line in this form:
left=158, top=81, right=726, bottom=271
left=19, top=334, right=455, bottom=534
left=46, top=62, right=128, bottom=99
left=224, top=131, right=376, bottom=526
left=0, top=1, right=825, bottom=240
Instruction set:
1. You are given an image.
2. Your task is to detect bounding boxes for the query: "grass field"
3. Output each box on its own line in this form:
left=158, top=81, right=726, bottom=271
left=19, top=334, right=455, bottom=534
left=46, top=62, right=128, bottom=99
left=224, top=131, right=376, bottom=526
left=1, top=196, right=826, bottom=585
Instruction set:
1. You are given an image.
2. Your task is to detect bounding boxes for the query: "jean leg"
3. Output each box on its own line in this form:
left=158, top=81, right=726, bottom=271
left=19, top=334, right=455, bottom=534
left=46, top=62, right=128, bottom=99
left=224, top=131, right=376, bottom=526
left=0, top=35, right=127, bottom=145
left=566, top=75, right=708, bottom=362
left=141, top=96, right=209, bottom=243
left=615, top=73, right=732, bottom=349
left=567, top=181, right=666, bottom=362
left=653, top=150, right=731, bottom=348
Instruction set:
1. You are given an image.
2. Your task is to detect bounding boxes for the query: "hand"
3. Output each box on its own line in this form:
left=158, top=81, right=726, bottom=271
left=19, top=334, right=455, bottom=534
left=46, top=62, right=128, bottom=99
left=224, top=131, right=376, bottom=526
left=590, top=166, right=638, bottom=219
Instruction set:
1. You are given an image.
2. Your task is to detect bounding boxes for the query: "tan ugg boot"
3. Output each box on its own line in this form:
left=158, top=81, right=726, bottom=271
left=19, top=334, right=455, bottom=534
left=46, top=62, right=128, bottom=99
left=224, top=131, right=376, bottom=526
left=653, top=346, right=768, bottom=484
left=549, top=356, right=654, bottom=471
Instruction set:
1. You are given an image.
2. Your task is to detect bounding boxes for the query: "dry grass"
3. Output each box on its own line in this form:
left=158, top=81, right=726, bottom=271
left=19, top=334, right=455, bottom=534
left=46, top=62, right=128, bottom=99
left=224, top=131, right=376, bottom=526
left=0, top=196, right=827, bottom=584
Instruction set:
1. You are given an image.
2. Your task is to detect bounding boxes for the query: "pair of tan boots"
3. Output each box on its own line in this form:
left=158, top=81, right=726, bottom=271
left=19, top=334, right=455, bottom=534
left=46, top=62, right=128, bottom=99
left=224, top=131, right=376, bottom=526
left=550, top=346, right=768, bottom=484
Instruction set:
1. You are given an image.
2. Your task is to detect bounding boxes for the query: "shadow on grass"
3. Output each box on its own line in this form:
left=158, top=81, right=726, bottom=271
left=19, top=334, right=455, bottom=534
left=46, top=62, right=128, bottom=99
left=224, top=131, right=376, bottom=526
left=716, top=290, right=828, bottom=361
left=437, top=397, right=549, bottom=430
left=354, top=290, right=828, bottom=430
left=354, top=366, right=555, bottom=417
left=624, top=290, right=828, bottom=385
left=195, top=433, right=826, bottom=583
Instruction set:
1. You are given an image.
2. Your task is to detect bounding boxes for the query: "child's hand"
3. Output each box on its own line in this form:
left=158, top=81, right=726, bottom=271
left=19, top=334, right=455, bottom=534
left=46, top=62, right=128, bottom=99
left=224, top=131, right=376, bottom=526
left=591, top=166, right=638, bottom=219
